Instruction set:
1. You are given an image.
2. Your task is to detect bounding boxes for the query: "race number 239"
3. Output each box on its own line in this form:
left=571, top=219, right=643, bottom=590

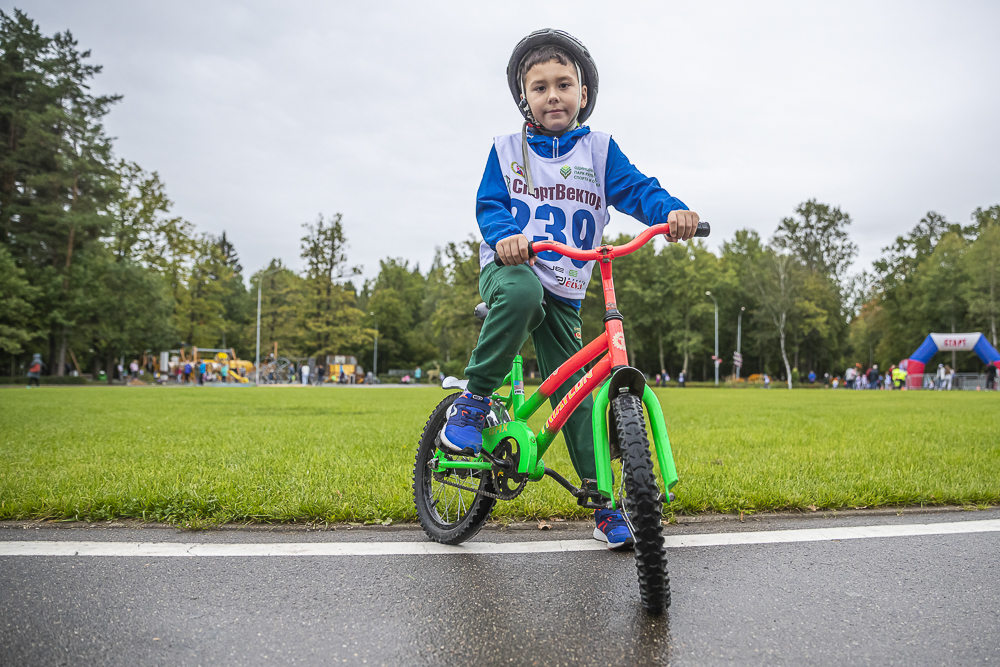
left=510, top=199, right=596, bottom=268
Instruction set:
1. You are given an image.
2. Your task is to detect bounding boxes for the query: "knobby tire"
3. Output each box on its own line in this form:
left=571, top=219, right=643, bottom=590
left=612, top=393, right=670, bottom=613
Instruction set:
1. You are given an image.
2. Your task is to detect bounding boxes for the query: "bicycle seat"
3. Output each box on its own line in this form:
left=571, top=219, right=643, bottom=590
left=474, top=302, right=489, bottom=321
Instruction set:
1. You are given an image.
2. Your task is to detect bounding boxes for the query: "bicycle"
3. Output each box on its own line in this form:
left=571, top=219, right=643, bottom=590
left=412, top=220, right=710, bottom=613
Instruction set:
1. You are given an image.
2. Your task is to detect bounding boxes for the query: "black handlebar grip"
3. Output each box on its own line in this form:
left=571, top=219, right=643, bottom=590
left=694, top=221, right=711, bottom=237
left=494, top=241, right=536, bottom=266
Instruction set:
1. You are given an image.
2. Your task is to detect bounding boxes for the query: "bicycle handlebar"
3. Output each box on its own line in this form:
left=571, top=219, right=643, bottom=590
left=493, top=221, right=710, bottom=266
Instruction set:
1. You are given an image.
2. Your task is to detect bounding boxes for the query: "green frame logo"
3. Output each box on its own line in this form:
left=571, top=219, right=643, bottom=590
left=559, top=165, right=572, bottom=179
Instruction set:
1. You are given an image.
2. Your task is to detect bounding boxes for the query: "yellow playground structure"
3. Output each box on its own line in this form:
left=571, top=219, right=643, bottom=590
left=160, top=347, right=253, bottom=383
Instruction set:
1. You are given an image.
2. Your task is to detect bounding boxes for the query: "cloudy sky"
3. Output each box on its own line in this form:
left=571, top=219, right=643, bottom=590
left=14, top=1, right=1000, bottom=282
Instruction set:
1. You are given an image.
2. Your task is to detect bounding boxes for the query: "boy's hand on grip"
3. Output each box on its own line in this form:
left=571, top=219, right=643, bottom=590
left=496, top=234, right=535, bottom=266
left=666, top=210, right=700, bottom=242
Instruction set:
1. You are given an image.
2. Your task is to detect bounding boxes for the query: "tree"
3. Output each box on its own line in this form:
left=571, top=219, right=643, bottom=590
left=251, top=259, right=303, bottom=360
left=0, top=10, right=119, bottom=374
left=0, top=243, right=37, bottom=370
left=299, top=213, right=367, bottom=358
left=965, top=221, right=1000, bottom=347
left=175, top=235, right=230, bottom=349
left=773, top=199, right=858, bottom=281
left=747, top=249, right=800, bottom=388
left=87, top=251, right=174, bottom=383
left=660, top=240, right=722, bottom=378
left=107, top=161, right=175, bottom=264
left=423, top=238, right=483, bottom=378
left=915, top=232, right=968, bottom=339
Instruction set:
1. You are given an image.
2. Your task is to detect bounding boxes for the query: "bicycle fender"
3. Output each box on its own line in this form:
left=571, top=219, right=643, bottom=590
left=591, top=381, right=616, bottom=508
left=608, top=365, right=647, bottom=398
left=641, top=385, right=679, bottom=491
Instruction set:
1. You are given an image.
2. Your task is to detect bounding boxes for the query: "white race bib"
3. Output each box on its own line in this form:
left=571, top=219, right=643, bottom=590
left=480, top=131, right=611, bottom=300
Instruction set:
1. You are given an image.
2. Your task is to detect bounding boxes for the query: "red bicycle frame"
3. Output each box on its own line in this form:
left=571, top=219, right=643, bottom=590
left=511, top=222, right=677, bottom=454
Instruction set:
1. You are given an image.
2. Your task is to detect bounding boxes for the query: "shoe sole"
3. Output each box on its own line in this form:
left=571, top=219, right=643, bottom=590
left=436, top=429, right=479, bottom=457
left=593, top=527, right=635, bottom=550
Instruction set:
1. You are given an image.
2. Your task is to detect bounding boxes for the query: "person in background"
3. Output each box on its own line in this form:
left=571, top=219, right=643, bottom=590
left=222, top=360, right=230, bottom=384
left=415, top=367, right=422, bottom=384
left=844, top=365, right=856, bottom=389
left=198, top=360, right=206, bottom=385
left=808, top=370, right=816, bottom=384
left=832, top=376, right=840, bottom=388
left=679, top=370, right=686, bottom=388
left=944, top=365, right=954, bottom=390
left=316, top=363, right=325, bottom=385
left=664, top=371, right=671, bottom=385
left=26, top=353, right=44, bottom=388
left=182, top=362, right=191, bottom=384
left=300, top=363, right=310, bottom=386
left=654, top=372, right=662, bottom=387
left=986, top=363, right=997, bottom=391
left=763, top=373, right=771, bottom=389
left=129, top=359, right=139, bottom=380
left=867, top=364, right=879, bottom=389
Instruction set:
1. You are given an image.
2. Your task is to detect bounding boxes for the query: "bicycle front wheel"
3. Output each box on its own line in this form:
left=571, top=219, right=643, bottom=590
left=612, top=393, right=670, bottom=613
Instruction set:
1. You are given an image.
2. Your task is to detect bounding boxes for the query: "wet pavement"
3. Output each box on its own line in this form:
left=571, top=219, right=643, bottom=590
left=2, top=509, right=998, bottom=666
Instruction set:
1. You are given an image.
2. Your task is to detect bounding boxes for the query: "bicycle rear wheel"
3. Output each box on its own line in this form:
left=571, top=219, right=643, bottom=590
left=413, top=393, right=497, bottom=544
left=612, top=393, right=670, bottom=613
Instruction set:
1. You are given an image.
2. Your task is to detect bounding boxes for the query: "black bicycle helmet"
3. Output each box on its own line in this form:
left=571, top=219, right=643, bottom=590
left=507, top=29, right=599, bottom=125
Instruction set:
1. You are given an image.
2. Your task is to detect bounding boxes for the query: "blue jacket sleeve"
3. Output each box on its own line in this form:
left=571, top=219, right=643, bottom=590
left=476, top=146, right=522, bottom=249
left=604, top=138, right=688, bottom=226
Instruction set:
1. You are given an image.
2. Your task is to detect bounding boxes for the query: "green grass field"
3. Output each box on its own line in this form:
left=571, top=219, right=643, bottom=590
left=1, top=386, right=998, bottom=526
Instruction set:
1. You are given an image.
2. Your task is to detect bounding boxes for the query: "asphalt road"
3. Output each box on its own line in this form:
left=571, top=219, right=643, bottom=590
left=2, top=510, right=998, bottom=667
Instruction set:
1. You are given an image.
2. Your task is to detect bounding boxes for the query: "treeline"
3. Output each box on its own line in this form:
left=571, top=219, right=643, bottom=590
left=2, top=10, right=998, bottom=385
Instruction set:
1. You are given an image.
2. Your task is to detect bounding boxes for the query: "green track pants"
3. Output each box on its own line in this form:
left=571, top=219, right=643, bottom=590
left=465, top=262, right=596, bottom=482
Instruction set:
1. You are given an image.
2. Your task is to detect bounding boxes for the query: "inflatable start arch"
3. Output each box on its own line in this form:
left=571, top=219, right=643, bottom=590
left=905, top=333, right=1000, bottom=382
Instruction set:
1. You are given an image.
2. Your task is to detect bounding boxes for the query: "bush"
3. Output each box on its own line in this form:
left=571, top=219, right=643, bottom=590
left=0, top=376, right=88, bottom=385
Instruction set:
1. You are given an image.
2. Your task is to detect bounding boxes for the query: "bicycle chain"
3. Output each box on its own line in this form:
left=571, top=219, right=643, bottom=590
left=429, top=461, right=527, bottom=500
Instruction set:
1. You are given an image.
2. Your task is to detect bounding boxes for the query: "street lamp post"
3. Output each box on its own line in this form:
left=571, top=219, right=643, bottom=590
left=736, top=306, right=745, bottom=380
left=706, top=291, right=719, bottom=386
left=254, top=268, right=282, bottom=385
left=370, top=312, right=378, bottom=382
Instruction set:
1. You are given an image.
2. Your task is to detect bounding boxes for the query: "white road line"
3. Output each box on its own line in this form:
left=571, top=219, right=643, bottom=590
left=0, top=519, right=997, bottom=557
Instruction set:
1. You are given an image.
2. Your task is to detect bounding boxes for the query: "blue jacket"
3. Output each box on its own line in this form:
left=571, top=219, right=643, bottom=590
left=476, top=126, right=688, bottom=307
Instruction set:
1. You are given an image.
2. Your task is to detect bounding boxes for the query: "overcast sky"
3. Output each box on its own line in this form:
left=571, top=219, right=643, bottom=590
left=13, top=1, right=1000, bottom=282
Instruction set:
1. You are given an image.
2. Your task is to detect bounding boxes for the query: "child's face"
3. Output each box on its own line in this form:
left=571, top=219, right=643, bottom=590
left=522, top=59, right=588, bottom=133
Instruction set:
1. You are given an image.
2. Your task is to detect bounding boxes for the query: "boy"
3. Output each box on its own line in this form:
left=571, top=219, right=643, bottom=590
left=439, top=29, right=699, bottom=549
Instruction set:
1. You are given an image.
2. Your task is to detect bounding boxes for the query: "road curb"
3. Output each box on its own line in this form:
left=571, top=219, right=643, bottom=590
left=1, top=504, right=995, bottom=534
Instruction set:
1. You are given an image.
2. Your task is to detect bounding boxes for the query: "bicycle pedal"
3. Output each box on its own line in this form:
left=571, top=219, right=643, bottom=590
left=576, top=479, right=611, bottom=510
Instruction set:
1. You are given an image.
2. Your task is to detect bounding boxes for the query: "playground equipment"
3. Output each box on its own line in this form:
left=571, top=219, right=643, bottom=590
left=327, top=355, right=364, bottom=383
left=904, top=333, right=1000, bottom=388
left=159, top=347, right=253, bottom=383
left=255, top=356, right=297, bottom=384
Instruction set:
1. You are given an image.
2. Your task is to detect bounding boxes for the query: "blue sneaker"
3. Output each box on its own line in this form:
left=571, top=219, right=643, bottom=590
left=438, top=392, right=492, bottom=455
left=593, top=509, right=634, bottom=550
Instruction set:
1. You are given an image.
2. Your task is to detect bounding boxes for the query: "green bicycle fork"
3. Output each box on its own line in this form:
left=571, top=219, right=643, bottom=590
left=592, top=383, right=679, bottom=509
